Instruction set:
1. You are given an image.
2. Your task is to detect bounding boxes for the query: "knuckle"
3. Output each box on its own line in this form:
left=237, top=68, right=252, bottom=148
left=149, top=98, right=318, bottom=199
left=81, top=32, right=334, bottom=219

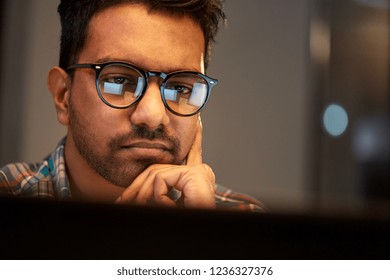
left=149, top=168, right=159, bottom=177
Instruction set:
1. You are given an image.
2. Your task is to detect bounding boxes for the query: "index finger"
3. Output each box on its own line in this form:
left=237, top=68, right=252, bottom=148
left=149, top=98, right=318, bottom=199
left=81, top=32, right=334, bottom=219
left=186, top=115, right=203, bottom=165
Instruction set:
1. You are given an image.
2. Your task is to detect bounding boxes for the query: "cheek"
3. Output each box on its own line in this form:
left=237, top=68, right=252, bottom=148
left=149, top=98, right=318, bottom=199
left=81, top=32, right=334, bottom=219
left=173, top=116, right=198, bottom=157
left=71, top=74, right=102, bottom=115
left=70, top=75, right=129, bottom=138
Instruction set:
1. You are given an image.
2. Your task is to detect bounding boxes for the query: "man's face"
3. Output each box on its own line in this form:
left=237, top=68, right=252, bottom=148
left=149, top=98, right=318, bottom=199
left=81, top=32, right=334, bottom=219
left=67, top=4, right=205, bottom=187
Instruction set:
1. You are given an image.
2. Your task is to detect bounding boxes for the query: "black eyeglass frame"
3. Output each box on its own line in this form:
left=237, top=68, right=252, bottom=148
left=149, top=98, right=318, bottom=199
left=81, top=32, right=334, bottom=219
left=67, top=61, right=218, bottom=117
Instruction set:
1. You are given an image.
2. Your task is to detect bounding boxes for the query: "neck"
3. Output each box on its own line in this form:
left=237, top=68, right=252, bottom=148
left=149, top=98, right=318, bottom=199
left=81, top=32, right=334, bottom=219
left=64, top=135, right=124, bottom=203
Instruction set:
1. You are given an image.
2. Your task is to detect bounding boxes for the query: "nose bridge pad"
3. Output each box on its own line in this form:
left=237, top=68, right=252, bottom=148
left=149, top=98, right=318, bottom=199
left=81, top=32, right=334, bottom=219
left=146, top=71, right=168, bottom=104
left=147, top=71, right=167, bottom=84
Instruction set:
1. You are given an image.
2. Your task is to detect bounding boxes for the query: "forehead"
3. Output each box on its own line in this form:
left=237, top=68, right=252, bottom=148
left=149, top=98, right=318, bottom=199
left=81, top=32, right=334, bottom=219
left=80, top=4, right=205, bottom=72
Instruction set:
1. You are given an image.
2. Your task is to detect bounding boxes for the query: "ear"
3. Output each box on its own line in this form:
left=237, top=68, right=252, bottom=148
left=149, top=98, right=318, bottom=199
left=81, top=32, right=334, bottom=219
left=48, top=67, right=71, bottom=126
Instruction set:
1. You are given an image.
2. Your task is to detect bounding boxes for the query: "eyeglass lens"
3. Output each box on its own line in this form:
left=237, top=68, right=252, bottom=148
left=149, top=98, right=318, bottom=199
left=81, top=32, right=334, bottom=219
left=98, top=64, right=209, bottom=115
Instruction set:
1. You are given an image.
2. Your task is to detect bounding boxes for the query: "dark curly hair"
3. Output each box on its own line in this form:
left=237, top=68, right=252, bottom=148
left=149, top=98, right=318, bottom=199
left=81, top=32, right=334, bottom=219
left=57, top=0, right=225, bottom=71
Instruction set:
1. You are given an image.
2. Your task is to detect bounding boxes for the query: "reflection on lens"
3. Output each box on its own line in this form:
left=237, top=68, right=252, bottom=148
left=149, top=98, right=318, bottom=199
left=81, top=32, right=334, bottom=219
left=103, top=82, right=123, bottom=95
left=189, top=83, right=207, bottom=107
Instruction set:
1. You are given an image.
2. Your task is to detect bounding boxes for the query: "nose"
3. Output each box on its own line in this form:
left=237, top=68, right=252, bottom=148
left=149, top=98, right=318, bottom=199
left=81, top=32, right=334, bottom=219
left=129, top=80, right=170, bottom=130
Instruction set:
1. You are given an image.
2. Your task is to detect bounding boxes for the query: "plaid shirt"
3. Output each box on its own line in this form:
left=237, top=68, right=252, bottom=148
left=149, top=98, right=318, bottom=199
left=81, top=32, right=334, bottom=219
left=0, top=138, right=266, bottom=212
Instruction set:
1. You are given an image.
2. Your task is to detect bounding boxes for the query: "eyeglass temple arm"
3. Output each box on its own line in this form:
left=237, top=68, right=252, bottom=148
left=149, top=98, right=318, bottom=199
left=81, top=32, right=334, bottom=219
left=67, top=64, right=100, bottom=70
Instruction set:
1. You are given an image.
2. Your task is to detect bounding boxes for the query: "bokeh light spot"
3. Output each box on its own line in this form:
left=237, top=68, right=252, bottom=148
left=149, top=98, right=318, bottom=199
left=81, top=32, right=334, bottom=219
left=323, top=104, right=349, bottom=137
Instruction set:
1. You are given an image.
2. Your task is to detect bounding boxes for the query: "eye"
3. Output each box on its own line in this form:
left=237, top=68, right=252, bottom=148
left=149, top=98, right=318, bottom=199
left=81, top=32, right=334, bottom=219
left=173, top=85, right=192, bottom=95
left=106, top=76, right=130, bottom=85
left=101, top=74, right=141, bottom=89
left=165, top=83, right=193, bottom=96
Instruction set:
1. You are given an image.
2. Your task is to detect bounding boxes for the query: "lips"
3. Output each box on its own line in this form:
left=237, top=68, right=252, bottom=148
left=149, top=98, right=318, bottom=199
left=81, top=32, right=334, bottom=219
left=121, top=141, right=172, bottom=151
left=119, top=141, right=174, bottom=160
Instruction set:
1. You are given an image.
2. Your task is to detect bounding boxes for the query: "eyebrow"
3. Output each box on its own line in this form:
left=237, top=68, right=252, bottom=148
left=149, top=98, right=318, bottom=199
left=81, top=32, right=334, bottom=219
left=94, top=57, right=201, bottom=73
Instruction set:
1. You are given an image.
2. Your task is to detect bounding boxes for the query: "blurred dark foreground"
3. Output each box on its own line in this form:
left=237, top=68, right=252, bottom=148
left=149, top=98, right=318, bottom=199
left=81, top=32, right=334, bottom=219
left=1, top=196, right=390, bottom=259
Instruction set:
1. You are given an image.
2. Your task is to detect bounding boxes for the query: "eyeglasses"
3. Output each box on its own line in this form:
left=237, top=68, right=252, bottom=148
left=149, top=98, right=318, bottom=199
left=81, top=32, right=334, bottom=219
left=67, top=61, right=218, bottom=116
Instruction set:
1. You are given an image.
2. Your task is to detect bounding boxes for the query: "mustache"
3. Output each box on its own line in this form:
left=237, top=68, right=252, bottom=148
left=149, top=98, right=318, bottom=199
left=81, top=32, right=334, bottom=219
left=109, top=125, right=180, bottom=152
left=133, top=125, right=170, bottom=141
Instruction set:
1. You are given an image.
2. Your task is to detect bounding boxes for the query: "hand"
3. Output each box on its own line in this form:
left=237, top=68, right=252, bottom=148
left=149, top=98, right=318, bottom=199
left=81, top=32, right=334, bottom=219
left=115, top=117, right=216, bottom=209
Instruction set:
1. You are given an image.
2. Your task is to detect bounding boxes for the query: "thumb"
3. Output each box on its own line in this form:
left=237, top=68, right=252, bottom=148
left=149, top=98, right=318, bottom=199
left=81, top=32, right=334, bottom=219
left=186, top=116, right=203, bottom=165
